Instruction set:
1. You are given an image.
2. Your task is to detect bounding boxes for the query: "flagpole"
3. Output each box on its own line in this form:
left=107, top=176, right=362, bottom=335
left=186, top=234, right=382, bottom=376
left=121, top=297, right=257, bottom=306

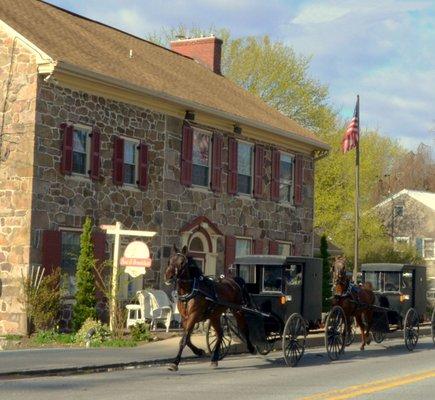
left=353, top=95, right=360, bottom=282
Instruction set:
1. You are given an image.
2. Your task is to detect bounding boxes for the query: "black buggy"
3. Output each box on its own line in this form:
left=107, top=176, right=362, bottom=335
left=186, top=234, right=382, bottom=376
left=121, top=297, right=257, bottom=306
left=205, top=255, right=323, bottom=367
left=324, top=263, right=433, bottom=360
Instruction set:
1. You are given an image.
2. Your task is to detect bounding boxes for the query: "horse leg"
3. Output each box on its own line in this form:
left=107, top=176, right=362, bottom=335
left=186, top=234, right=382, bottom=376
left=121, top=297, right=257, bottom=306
left=209, top=315, right=223, bottom=368
left=168, top=316, right=196, bottom=371
left=355, top=313, right=367, bottom=351
left=187, top=335, right=206, bottom=357
left=234, top=311, right=256, bottom=354
left=363, top=309, right=374, bottom=345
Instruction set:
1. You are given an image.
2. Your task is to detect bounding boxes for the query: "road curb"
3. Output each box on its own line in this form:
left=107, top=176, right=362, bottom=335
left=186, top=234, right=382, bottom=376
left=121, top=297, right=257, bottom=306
left=0, top=326, right=431, bottom=379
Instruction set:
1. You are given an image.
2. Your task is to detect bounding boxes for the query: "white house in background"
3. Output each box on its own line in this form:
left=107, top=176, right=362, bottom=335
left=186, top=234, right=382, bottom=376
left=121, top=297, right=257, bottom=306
left=374, top=189, right=435, bottom=287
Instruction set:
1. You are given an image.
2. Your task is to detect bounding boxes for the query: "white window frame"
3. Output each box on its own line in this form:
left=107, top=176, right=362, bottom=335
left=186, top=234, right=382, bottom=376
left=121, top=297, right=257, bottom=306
left=277, top=241, right=293, bottom=257
left=423, top=238, right=435, bottom=260
left=394, top=236, right=410, bottom=245
left=59, top=227, right=82, bottom=298
left=191, top=128, right=212, bottom=189
left=279, top=151, right=295, bottom=204
left=71, top=124, right=92, bottom=178
left=235, top=237, right=254, bottom=283
left=236, top=140, right=254, bottom=197
left=122, top=137, right=140, bottom=187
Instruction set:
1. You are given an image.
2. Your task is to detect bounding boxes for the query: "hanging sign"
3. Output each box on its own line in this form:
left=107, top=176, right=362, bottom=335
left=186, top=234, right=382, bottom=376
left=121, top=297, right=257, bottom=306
left=120, top=240, right=152, bottom=277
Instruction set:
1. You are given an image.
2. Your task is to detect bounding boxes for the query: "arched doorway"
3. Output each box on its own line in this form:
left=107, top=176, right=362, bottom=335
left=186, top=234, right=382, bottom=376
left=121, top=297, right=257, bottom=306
left=180, top=216, right=223, bottom=277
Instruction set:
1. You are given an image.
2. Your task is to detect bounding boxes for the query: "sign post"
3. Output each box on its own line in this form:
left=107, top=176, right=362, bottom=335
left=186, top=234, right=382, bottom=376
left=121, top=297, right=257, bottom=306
left=100, top=222, right=156, bottom=331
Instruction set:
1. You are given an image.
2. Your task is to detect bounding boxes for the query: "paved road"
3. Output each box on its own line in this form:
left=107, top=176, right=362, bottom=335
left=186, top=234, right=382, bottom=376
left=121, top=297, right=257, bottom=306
left=0, top=337, right=433, bottom=400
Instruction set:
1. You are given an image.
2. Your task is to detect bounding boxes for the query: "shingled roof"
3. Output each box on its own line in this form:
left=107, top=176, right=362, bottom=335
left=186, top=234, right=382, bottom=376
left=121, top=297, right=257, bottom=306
left=0, top=0, right=328, bottom=149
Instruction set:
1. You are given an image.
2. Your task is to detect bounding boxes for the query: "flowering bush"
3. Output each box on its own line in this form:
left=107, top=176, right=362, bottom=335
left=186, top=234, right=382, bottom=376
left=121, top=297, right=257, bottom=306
left=75, top=318, right=110, bottom=346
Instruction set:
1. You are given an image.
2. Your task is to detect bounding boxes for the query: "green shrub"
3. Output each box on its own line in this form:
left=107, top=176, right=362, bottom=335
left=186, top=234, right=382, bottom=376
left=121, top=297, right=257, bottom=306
left=75, top=318, right=110, bottom=346
left=320, top=235, right=332, bottom=312
left=22, top=267, right=63, bottom=333
left=129, top=322, right=152, bottom=342
left=33, top=330, right=75, bottom=345
left=92, top=338, right=137, bottom=348
left=72, top=217, right=97, bottom=331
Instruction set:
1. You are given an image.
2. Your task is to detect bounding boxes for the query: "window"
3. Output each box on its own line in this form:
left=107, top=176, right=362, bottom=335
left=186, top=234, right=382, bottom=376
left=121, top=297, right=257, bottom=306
left=123, top=139, right=138, bottom=185
left=277, top=242, right=292, bottom=257
left=364, top=271, right=402, bottom=292
left=237, top=142, right=253, bottom=195
left=279, top=153, right=294, bottom=203
left=262, top=266, right=283, bottom=292
left=192, top=130, right=210, bottom=187
left=61, top=231, right=81, bottom=296
left=72, top=127, right=90, bottom=175
left=236, top=238, right=253, bottom=282
left=283, top=263, right=302, bottom=288
left=394, top=205, right=404, bottom=217
left=394, top=237, right=410, bottom=245
left=423, top=239, right=435, bottom=259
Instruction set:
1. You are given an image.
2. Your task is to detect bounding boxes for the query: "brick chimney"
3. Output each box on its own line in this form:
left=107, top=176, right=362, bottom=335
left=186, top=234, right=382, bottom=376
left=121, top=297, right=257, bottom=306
left=170, top=36, right=223, bottom=74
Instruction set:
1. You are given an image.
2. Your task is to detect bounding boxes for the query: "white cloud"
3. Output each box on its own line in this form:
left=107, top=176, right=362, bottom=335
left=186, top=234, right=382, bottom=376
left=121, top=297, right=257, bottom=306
left=292, top=4, right=350, bottom=24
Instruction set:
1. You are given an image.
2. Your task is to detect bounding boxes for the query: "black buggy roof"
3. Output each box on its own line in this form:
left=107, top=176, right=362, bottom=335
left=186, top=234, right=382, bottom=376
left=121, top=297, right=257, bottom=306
left=361, top=263, right=426, bottom=272
left=234, top=255, right=317, bottom=266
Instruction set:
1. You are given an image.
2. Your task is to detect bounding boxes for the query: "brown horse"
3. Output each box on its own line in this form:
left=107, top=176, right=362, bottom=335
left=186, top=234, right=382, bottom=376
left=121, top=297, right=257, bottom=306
left=164, top=245, right=255, bottom=371
left=332, top=256, right=375, bottom=350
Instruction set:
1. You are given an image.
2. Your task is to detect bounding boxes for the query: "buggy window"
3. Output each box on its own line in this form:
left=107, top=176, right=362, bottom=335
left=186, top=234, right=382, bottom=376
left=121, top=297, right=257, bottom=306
left=382, top=272, right=400, bottom=292
left=239, top=265, right=256, bottom=284
left=402, top=272, right=413, bottom=290
left=284, top=264, right=302, bottom=287
left=364, top=272, right=381, bottom=291
left=262, top=266, right=282, bottom=292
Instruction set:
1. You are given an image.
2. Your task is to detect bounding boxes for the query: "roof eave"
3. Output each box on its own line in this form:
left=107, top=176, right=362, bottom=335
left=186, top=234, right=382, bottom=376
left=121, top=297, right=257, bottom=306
left=50, top=60, right=330, bottom=152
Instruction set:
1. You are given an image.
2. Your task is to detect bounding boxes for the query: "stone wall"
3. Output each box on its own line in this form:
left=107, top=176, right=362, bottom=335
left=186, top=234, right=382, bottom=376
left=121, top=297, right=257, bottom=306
left=33, top=81, right=315, bottom=283
left=0, top=29, right=38, bottom=334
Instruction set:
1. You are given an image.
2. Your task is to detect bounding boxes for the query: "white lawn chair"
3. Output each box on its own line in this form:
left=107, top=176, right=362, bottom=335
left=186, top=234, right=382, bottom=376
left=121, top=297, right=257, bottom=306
left=126, top=289, right=172, bottom=332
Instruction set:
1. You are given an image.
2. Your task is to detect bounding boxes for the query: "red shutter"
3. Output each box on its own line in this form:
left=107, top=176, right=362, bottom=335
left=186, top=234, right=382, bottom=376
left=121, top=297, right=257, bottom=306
left=180, top=124, right=193, bottom=186
left=294, top=155, right=303, bottom=206
left=269, top=240, right=279, bottom=255
left=90, top=126, right=101, bottom=180
left=138, top=142, right=149, bottom=190
left=270, top=149, right=280, bottom=201
left=253, top=145, right=265, bottom=198
left=60, top=123, right=73, bottom=175
left=42, top=230, right=62, bottom=275
left=113, top=136, right=124, bottom=185
left=253, top=239, right=263, bottom=254
left=225, top=235, right=236, bottom=272
left=227, top=138, right=238, bottom=195
left=211, top=133, right=223, bottom=192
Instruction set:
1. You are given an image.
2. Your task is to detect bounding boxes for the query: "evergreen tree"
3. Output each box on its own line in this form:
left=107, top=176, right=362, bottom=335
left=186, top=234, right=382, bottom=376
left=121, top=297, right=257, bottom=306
left=320, top=235, right=332, bottom=312
left=72, top=217, right=97, bottom=331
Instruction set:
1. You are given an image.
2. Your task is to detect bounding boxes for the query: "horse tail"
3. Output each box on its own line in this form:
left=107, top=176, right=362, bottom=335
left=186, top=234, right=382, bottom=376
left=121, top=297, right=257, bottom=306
left=232, top=276, right=251, bottom=307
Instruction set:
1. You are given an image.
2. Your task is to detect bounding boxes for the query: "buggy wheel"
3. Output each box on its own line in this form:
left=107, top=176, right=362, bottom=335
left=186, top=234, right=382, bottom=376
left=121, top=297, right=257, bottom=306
left=431, top=308, right=434, bottom=345
left=345, top=317, right=356, bottom=346
left=255, top=339, right=275, bottom=356
left=282, top=313, right=307, bottom=367
left=205, top=314, right=232, bottom=360
left=403, top=308, right=419, bottom=351
left=371, top=330, right=386, bottom=344
left=325, top=306, right=347, bottom=361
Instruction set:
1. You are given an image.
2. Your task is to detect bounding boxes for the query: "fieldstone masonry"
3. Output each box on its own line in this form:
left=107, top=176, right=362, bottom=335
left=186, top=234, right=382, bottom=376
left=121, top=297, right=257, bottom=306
left=0, top=30, right=38, bottom=334
left=0, top=29, right=315, bottom=334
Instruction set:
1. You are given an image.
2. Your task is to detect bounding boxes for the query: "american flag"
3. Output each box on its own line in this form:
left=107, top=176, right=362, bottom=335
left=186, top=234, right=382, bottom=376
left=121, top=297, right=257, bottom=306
left=342, top=97, right=359, bottom=153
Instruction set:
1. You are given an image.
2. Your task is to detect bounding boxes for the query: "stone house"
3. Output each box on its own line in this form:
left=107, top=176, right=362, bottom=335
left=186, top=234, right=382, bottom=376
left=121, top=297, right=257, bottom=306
left=374, top=189, right=435, bottom=287
left=0, top=0, right=329, bottom=334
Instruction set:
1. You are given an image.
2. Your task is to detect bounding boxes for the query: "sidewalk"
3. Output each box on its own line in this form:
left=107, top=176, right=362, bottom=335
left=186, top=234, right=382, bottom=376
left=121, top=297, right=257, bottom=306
left=0, top=326, right=431, bottom=378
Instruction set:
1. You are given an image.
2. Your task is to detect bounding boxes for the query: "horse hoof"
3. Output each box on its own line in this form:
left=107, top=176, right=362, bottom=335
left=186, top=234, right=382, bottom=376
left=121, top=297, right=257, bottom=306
left=360, top=346, right=365, bottom=351
left=210, top=361, right=218, bottom=369
left=197, top=349, right=206, bottom=358
left=168, top=364, right=179, bottom=372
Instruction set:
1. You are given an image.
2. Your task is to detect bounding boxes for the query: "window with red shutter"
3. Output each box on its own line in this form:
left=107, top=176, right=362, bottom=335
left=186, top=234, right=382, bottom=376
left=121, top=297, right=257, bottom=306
left=253, top=145, right=264, bottom=198
left=90, top=127, right=101, bottom=180
left=60, top=123, right=73, bottom=175
left=138, top=142, right=149, bottom=190
left=113, top=137, right=124, bottom=185
left=180, top=124, right=193, bottom=186
left=42, top=230, right=62, bottom=275
left=269, top=240, right=279, bottom=255
left=270, top=149, right=280, bottom=201
left=211, top=133, right=223, bottom=192
left=224, top=235, right=236, bottom=272
left=294, top=155, right=303, bottom=206
left=227, top=138, right=238, bottom=194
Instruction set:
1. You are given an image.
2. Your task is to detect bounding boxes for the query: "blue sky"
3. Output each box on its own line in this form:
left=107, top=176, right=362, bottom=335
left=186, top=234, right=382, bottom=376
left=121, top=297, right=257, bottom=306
left=49, top=0, right=435, bottom=152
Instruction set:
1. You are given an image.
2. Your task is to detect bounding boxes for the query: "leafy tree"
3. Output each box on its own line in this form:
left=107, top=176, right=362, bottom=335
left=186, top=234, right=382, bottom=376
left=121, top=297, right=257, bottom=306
left=72, top=217, right=97, bottom=331
left=320, top=235, right=332, bottom=312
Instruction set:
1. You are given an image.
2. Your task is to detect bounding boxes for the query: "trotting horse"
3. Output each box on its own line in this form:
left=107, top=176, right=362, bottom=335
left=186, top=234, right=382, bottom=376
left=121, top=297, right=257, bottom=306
left=164, top=245, right=255, bottom=371
left=332, top=256, right=375, bottom=350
